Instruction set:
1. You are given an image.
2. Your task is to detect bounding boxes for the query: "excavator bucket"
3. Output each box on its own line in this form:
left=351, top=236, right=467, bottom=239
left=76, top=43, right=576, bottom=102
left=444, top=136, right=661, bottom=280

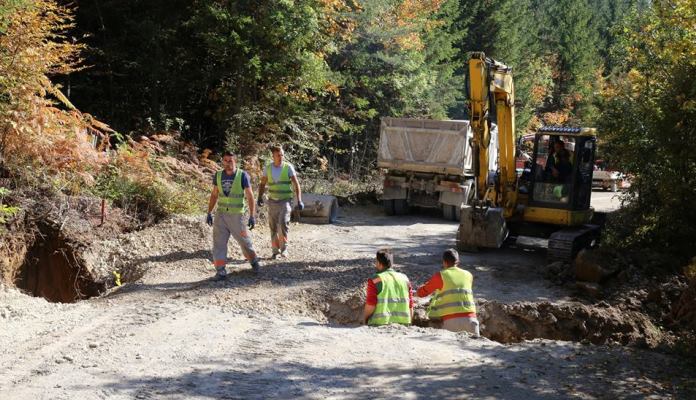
left=457, top=205, right=508, bottom=251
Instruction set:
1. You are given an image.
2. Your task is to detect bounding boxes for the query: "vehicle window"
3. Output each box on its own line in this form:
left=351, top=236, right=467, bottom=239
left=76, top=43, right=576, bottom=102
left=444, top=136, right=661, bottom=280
left=533, top=135, right=574, bottom=204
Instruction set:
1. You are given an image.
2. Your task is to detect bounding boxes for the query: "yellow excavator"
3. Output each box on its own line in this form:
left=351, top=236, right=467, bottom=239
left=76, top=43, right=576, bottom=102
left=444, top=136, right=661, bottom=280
left=457, top=52, right=600, bottom=261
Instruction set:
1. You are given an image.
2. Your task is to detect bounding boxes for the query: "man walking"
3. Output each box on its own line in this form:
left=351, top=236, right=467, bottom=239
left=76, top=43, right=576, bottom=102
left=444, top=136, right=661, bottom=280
left=363, top=249, right=413, bottom=326
left=416, top=249, right=480, bottom=336
left=206, top=151, right=261, bottom=279
left=257, top=144, right=304, bottom=259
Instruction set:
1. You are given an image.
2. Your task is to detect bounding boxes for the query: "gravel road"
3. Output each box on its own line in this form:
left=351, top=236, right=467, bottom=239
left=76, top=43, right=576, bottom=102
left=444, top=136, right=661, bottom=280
left=1, top=204, right=693, bottom=399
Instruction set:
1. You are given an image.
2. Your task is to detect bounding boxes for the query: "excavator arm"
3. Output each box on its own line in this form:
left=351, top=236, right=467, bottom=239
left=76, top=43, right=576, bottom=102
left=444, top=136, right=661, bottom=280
left=468, top=52, right=517, bottom=216
left=457, top=52, right=518, bottom=250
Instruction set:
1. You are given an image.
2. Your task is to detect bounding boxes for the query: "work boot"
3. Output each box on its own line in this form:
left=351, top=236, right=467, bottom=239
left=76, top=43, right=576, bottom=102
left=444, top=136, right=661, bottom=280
left=250, top=259, right=261, bottom=275
left=280, top=248, right=289, bottom=258
left=271, top=249, right=280, bottom=260
left=212, top=266, right=227, bottom=281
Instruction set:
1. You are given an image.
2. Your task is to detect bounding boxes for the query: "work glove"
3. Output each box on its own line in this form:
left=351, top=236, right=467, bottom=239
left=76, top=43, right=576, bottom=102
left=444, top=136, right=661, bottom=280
left=257, top=197, right=264, bottom=207
left=296, top=200, right=305, bottom=211
left=206, top=212, right=213, bottom=226
left=248, top=216, right=256, bottom=230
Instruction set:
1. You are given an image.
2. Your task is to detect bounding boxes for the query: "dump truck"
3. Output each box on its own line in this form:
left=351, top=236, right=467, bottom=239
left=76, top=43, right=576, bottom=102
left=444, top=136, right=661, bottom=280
left=377, top=117, right=497, bottom=220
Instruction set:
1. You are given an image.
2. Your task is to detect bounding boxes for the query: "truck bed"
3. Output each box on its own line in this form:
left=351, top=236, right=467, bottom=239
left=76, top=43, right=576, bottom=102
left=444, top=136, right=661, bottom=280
left=377, top=117, right=473, bottom=176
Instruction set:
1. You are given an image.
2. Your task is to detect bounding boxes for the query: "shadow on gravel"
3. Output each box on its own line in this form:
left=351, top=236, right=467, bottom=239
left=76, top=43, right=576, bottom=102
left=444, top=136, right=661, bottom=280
left=78, top=343, right=694, bottom=399
left=333, top=212, right=456, bottom=228
left=128, top=249, right=212, bottom=267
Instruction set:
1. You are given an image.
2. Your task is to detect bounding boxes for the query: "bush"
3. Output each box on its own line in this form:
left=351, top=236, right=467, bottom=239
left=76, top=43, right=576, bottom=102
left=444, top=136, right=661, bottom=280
left=93, top=146, right=207, bottom=224
left=0, top=187, right=19, bottom=229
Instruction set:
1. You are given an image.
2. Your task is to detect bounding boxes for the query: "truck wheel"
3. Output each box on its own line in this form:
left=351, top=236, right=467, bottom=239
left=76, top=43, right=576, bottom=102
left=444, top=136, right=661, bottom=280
left=442, top=205, right=454, bottom=221
left=383, top=200, right=395, bottom=216
left=610, top=181, right=618, bottom=192
left=394, top=199, right=408, bottom=215
left=454, top=204, right=462, bottom=221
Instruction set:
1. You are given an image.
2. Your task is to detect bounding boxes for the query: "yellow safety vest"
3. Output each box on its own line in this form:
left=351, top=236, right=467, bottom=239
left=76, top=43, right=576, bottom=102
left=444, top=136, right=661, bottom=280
left=369, top=269, right=411, bottom=326
left=266, top=163, right=293, bottom=201
left=428, top=267, right=476, bottom=318
left=216, top=169, right=246, bottom=214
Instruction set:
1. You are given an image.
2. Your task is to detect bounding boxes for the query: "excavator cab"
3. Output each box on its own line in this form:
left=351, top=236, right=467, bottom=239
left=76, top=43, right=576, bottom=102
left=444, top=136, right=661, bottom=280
left=529, top=128, right=596, bottom=207
left=522, top=126, right=597, bottom=226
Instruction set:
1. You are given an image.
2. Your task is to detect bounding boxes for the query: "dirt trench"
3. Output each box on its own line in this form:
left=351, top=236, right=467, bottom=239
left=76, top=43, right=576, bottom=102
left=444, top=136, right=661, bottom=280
left=1, top=197, right=673, bottom=349
left=316, top=290, right=665, bottom=347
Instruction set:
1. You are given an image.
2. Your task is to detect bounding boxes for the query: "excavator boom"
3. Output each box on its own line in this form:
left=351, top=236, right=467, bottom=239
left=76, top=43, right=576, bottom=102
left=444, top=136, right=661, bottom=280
left=457, top=53, right=517, bottom=250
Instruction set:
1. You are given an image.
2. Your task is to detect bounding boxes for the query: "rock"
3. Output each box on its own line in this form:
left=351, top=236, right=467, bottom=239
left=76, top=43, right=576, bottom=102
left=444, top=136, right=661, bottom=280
left=574, top=249, right=614, bottom=283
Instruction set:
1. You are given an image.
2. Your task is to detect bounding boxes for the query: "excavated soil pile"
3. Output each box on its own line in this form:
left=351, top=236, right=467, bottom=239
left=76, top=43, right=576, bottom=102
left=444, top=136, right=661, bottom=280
left=479, top=300, right=663, bottom=347
left=319, top=289, right=365, bottom=324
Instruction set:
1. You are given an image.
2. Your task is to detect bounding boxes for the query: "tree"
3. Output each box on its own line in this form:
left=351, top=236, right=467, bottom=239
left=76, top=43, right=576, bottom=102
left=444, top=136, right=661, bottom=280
left=458, top=0, right=551, bottom=133
left=599, top=0, right=696, bottom=265
left=322, top=0, right=464, bottom=177
left=0, top=0, right=101, bottom=190
left=536, top=0, right=601, bottom=124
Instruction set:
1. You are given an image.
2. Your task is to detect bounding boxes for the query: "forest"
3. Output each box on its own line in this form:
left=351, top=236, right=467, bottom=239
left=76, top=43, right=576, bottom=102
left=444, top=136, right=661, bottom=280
left=1, top=0, right=695, bottom=264
left=1, top=4, right=696, bottom=396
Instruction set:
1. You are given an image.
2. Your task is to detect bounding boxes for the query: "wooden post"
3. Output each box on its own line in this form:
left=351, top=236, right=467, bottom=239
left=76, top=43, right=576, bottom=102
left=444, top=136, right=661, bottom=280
left=100, top=198, right=106, bottom=226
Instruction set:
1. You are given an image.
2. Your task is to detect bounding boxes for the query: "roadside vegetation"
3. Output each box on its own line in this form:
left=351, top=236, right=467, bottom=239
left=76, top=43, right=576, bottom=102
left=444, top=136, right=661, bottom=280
left=0, top=0, right=694, bottom=286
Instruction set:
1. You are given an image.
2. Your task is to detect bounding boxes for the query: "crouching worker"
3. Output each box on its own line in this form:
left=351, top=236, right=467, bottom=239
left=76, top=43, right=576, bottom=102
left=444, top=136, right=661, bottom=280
left=363, top=249, right=413, bottom=326
left=416, top=249, right=480, bottom=336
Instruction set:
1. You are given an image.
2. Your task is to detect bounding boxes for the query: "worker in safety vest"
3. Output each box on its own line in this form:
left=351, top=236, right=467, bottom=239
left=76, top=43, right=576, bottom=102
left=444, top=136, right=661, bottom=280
left=257, top=144, right=304, bottom=259
left=416, top=249, right=480, bottom=336
left=363, top=249, right=413, bottom=326
left=206, top=151, right=261, bottom=279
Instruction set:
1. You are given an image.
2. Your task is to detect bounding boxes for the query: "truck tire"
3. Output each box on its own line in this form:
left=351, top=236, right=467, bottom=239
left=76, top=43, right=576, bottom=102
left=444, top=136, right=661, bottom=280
left=454, top=204, right=462, bottom=221
left=394, top=199, right=408, bottom=215
left=383, top=200, right=395, bottom=216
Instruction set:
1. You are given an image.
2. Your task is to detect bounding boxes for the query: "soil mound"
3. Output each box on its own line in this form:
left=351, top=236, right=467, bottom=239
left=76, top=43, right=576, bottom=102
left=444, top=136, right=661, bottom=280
left=479, top=301, right=663, bottom=347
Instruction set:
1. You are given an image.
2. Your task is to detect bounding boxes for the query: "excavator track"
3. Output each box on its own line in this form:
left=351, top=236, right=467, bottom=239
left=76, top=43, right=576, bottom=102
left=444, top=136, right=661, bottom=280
left=547, top=225, right=601, bottom=262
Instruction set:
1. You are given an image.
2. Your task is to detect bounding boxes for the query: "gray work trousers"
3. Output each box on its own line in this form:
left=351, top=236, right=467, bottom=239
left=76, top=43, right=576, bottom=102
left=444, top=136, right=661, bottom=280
left=212, top=212, right=256, bottom=267
left=443, top=317, right=480, bottom=337
left=268, top=200, right=291, bottom=252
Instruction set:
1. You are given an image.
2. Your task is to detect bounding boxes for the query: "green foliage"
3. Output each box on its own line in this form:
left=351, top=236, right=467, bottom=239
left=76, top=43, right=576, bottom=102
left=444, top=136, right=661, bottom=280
left=92, top=149, right=206, bottom=223
left=598, top=0, right=696, bottom=267
left=0, top=187, right=19, bottom=227
left=60, top=0, right=640, bottom=178
left=305, top=175, right=382, bottom=198
left=536, top=0, right=601, bottom=123
left=322, top=0, right=463, bottom=177
left=458, top=0, right=551, bottom=132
